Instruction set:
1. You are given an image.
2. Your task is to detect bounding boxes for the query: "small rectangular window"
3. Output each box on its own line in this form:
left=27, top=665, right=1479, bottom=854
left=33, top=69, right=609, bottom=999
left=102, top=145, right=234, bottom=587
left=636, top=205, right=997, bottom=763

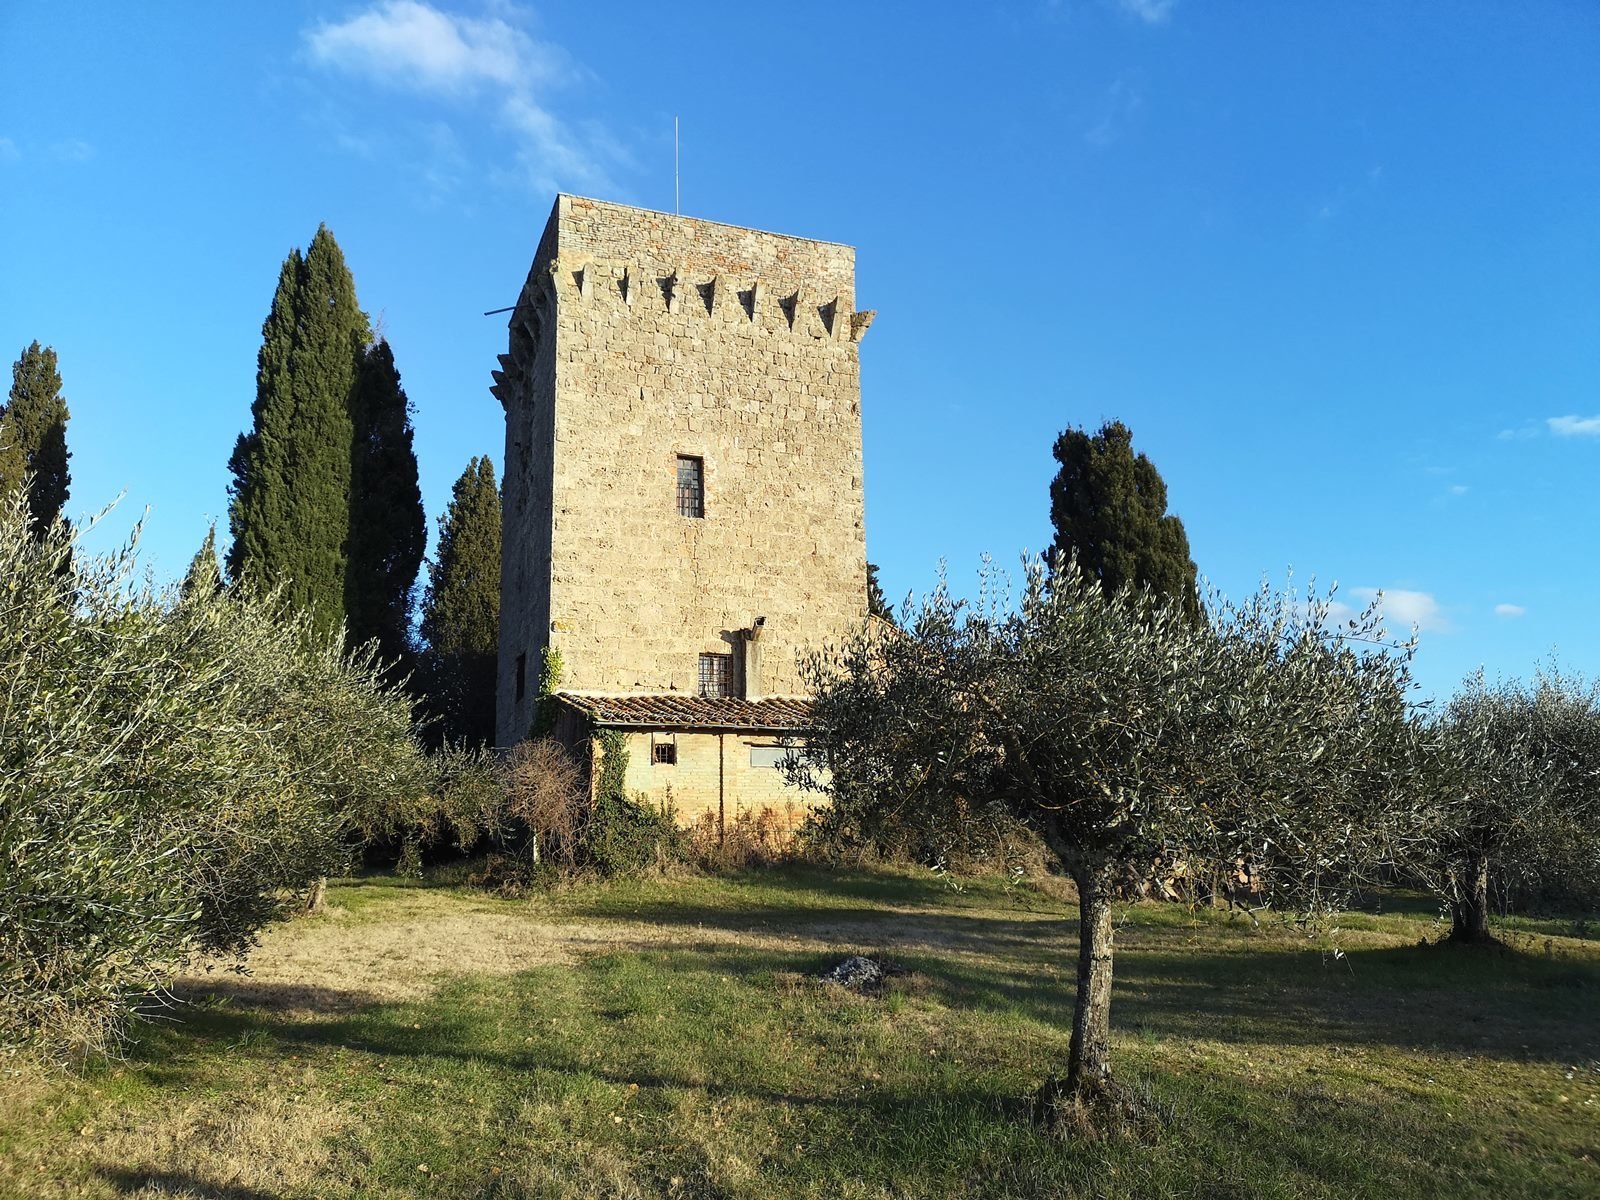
left=749, top=745, right=789, bottom=769
left=676, top=455, right=704, bottom=518
left=515, top=652, right=527, bottom=702
left=653, top=741, right=677, bottom=765
left=698, top=652, right=733, bottom=698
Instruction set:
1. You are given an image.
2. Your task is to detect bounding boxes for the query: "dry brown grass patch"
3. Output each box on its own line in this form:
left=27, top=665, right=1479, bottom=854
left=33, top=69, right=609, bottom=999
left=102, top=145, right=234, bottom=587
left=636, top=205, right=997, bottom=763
left=173, top=892, right=582, bottom=1010
left=170, top=888, right=1067, bottom=1018
left=0, top=1068, right=347, bottom=1200
left=88, top=1087, right=347, bottom=1199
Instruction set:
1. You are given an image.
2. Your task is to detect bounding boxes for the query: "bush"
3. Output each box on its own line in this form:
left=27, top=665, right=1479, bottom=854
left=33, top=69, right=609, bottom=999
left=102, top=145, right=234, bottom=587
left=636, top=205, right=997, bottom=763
left=797, top=791, right=1031, bottom=876
left=1492, top=819, right=1600, bottom=916
left=685, top=804, right=804, bottom=871
left=0, top=497, right=430, bottom=1058
left=505, top=737, right=586, bottom=866
left=583, top=790, right=683, bottom=876
left=425, top=742, right=510, bottom=853
left=426, top=734, right=681, bottom=887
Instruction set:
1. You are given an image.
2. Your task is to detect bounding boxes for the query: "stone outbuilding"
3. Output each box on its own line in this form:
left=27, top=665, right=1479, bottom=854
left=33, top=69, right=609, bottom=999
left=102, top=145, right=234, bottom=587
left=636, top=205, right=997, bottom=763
left=492, top=195, right=873, bottom=829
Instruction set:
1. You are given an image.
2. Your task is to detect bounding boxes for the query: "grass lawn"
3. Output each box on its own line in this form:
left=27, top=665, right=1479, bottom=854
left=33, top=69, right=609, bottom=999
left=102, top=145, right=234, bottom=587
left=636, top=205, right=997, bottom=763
left=2, top=866, right=1597, bottom=1199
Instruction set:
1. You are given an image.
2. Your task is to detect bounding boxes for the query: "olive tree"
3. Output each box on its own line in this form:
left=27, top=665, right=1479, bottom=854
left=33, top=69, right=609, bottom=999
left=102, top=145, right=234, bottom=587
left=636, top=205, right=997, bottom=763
left=1426, top=669, right=1600, bottom=942
left=794, top=558, right=1420, bottom=1121
left=1, top=491, right=431, bottom=1056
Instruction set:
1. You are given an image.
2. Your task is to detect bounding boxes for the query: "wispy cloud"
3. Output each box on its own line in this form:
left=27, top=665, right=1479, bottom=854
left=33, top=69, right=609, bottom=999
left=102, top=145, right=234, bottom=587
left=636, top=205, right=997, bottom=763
left=304, top=1, right=624, bottom=196
left=0, top=137, right=18, bottom=164
left=1312, top=164, right=1383, bottom=224
left=1323, top=598, right=1356, bottom=627
left=1448, top=483, right=1469, bottom=496
left=1352, top=587, right=1451, bottom=634
left=51, top=138, right=94, bottom=163
left=1493, top=603, right=1526, bottom=619
left=1496, top=424, right=1541, bottom=441
left=1085, top=78, right=1142, bottom=148
left=1547, top=414, right=1600, bottom=438
left=1116, top=0, right=1176, bottom=24
left=1284, top=593, right=1355, bottom=631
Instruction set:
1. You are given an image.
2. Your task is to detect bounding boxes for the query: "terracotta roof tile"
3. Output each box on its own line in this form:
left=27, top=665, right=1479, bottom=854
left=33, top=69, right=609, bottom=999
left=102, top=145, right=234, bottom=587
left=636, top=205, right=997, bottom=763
left=555, top=693, right=813, bottom=732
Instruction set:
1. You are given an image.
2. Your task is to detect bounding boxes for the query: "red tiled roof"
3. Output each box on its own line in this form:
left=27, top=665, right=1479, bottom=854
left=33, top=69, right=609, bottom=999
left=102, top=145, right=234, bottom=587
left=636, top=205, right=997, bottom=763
left=555, top=693, right=814, bottom=732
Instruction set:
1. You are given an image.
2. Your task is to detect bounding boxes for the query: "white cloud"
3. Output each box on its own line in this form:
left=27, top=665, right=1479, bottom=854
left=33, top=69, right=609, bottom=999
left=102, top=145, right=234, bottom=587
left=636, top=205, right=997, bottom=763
left=306, top=0, right=562, bottom=94
left=1283, top=594, right=1356, bottom=632
left=1352, top=587, right=1451, bottom=634
left=1496, top=424, right=1541, bottom=441
left=1322, top=599, right=1356, bottom=627
left=1493, top=603, right=1526, bottom=619
left=305, top=1, right=621, bottom=196
left=1117, top=0, right=1176, bottom=24
left=1448, top=483, right=1469, bottom=496
left=50, top=138, right=94, bottom=163
left=1547, top=414, right=1600, bottom=438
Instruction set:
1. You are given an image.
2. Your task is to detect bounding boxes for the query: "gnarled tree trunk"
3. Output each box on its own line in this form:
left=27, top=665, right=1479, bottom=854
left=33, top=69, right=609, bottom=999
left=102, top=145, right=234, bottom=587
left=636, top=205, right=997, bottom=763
left=1448, top=851, right=1493, bottom=943
left=1039, top=865, right=1119, bottom=1118
left=1068, top=868, right=1117, bottom=1094
left=304, top=876, right=328, bottom=914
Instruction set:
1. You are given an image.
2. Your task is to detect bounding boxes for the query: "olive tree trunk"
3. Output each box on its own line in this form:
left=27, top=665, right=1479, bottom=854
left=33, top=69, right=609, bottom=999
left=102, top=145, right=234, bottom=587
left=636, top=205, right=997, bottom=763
left=1448, top=851, right=1493, bottom=943
left=305, top=876, right=328, bottom=913
left=1038, top=865, right=1119, bottom=1116
left=1067, top=868, right=1117, bottom=1095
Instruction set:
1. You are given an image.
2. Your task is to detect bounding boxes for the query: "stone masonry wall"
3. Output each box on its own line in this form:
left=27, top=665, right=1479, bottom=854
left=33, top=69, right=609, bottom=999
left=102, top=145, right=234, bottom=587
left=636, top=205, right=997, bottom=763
left=616, top=731, right=815, bottom=830
left=497, top=196, right=870, bottom=743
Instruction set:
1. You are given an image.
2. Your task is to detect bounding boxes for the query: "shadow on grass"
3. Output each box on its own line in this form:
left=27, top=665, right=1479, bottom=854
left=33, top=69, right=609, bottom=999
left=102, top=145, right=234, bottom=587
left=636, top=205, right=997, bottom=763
left=166, top=978, right=384, bottom=1016
left=145, top=927, right=1599, bottom=1101
left=83, top=870, right=1600, bottom=1199
left=97, top=1167, right=281, bottom=1199
left=1346, top=888, right=1600, bottom=942
left=117, top=970, right=1593, bottom=1200
left=554, top=863, right=1061, bottom=916
left=1113, top=941, right=1599, bottom=1060
left=548, top=876, right=1599, bottom=1059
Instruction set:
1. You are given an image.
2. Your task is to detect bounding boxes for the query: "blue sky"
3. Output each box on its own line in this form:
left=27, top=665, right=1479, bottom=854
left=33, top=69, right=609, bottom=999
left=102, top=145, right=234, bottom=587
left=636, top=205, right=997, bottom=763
left=2, top=1, right=1596, bottom=700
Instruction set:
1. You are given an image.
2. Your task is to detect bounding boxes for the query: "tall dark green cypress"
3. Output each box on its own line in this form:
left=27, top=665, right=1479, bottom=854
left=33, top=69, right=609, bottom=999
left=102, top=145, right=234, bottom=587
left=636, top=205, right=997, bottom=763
left=1047, top=420, right=1199, bottom=620
left=227, top=226, right=369, bottom=637
left=419, top=456, right=501, bottom=747
left=867, top=562, right=894, bottom=623
left=346, top=339, right=425, bottom=673
left=0, top=341, right=71, bottom=538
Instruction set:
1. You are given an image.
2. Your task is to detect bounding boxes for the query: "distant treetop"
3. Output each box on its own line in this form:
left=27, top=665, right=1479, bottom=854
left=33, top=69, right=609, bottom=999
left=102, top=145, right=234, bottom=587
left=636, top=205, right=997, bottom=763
left=1047, top=419, right=1198, bottom=620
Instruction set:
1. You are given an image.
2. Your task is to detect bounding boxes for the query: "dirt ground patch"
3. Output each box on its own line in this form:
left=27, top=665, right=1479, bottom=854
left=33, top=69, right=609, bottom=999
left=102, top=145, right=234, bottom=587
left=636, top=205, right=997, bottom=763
left=171, top=889, right=1071, bottom=1013
left=175, top=895, right=606, bottom=1010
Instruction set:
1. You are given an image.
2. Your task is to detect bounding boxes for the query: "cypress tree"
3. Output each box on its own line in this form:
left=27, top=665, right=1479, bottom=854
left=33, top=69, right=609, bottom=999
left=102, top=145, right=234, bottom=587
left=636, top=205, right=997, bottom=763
left=867, top=562, right=894, bottom=623
left=346, top=339, right=425, bottom=673
left=419, top=456, right=501, bottom=746
left=227, top=226, right=369, bottom=637
left=0, top=341, right=71, bottom=537
left=182, top=526, right=224, bottom=599
left=1047, top=420, right=1199, bottom=619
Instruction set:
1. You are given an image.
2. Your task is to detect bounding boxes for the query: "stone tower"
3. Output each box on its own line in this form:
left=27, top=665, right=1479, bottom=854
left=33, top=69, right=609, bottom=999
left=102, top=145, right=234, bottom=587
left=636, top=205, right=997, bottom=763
left=492, top=196, right=872, bottom=806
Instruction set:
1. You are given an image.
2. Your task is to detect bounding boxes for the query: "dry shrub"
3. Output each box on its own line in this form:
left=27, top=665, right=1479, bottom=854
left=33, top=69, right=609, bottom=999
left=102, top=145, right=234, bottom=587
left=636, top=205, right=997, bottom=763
left=685, top=804, right=804, bottom=871
left=504, top=738, right=586, bottom=866
left=438, top=738, right=679, bottom=887
left=799, top=795, right=1063, bottom=883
